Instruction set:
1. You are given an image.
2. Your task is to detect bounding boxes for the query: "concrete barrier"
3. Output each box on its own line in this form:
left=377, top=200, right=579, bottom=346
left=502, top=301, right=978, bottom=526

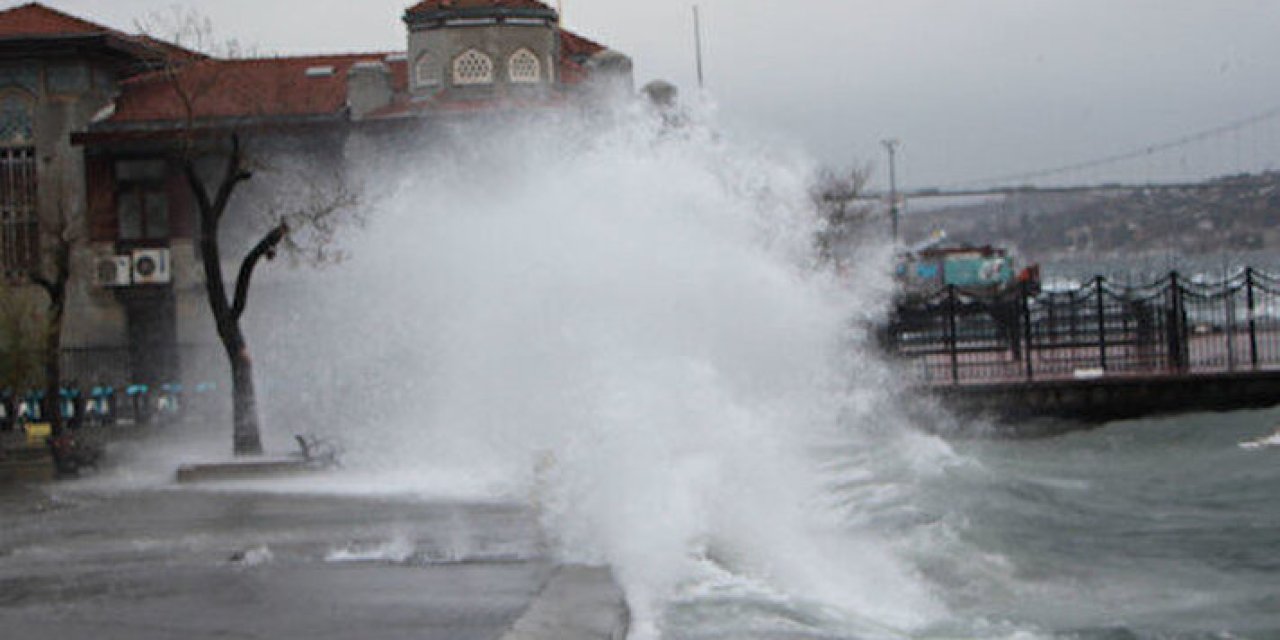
left=175, top=457, right=318, bottom=483
left=501, top=565, right=630, bottom=640
left=934, top=369, right=1280, bottom=433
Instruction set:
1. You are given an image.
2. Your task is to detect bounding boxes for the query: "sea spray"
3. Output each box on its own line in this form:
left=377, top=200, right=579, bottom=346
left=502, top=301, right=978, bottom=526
left=235, top=100, right=952, bottom=636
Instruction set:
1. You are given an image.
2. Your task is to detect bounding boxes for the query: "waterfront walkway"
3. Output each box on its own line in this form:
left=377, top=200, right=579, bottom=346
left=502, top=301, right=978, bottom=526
left=0, top=487, right=628, bottom=640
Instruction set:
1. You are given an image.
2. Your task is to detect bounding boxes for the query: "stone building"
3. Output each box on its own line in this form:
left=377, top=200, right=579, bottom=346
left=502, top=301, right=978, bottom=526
left=0, top=1, right=632, bottom=389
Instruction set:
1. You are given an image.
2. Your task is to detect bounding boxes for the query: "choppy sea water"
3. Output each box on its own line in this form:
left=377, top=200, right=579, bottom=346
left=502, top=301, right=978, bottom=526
left=663, top=408, right=1280, bottom=640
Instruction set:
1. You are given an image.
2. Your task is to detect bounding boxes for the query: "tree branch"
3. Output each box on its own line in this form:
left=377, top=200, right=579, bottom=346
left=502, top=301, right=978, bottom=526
left=29, top=213, right=72, bottom=308
left=182, top=158, right=213, bottom=217
left=213, top=134, right=253, bottom=222
left=29, top=274, right=57, bottom=300
left=231, top=221, right=289, bottom=322
left=185, top=156, right=232, bottom=322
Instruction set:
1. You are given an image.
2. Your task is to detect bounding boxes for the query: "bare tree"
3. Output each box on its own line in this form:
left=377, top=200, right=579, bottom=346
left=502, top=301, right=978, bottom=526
left=811, top=164, right=875, bottom=267
left=28, top=194, right=76, bottom=435
left=181, top=138, right=359, bottom=456
left=137, top=12, right=361, bottom=456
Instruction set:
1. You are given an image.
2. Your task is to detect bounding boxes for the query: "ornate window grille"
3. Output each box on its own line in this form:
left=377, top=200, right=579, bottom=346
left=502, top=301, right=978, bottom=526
left=0, top=92, right=36, bottom=277
left=508, top=49, right=541, bottom=84
left=415, top=52, right=440, bottom=88
left=452, top=49, right=494, bottom=86
left=0, top=94, right=33, bottom=144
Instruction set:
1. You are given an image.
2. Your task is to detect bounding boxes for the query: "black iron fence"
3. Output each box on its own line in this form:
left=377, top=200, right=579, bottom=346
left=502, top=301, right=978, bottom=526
left=886, top=268, right=1280, bottom=384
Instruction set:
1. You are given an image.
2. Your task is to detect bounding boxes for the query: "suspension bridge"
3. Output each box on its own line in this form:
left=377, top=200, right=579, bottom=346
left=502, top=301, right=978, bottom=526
left=863, top=104, right=1280, bottom=201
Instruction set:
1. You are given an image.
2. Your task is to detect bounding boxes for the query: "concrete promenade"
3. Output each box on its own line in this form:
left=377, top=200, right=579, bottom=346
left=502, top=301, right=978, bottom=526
left=0, top=486, right=628, bottom=640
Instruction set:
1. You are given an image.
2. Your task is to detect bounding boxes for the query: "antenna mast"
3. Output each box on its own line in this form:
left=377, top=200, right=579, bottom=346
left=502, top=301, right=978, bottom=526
left=693, top=5, right=705, bottom=89
left=882, top=139, right=902, bottom=242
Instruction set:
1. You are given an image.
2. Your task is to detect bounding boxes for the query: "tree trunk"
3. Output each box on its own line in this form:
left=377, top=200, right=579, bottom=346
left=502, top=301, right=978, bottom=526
left=185, top=138, right=265, bottom=457
left=183, top=136, right=287, bottom=458
left=43, top=305, right=64, bottom=436
left=33, top=238, right=70, bottom=437
left=222, top=223, right=287, bottom=457
left=203, top=243, right=266, bottom=457
left=225, top=327, right=263, bottom=456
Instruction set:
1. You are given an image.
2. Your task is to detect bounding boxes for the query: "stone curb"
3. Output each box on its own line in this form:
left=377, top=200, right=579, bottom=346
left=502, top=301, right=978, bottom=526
left=175, top=458, right=317, bottom=483
left=500, top=564, right=629, bottom=640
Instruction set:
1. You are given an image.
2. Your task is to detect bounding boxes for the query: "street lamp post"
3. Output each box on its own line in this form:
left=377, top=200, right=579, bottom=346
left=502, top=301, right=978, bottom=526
left=882, top=138, right=901, bottom=242
left=693, top=5, right=705, bottom=90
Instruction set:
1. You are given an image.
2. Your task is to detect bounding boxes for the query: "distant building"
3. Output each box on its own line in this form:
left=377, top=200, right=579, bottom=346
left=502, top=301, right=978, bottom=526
left=0, top=1, right=632, bottom=388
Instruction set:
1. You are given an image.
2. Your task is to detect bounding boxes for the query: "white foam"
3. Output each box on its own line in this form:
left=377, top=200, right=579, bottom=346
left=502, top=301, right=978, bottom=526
left=325, top=536, right=415, bottom=564
left=125, top=98, right=959, bottom=636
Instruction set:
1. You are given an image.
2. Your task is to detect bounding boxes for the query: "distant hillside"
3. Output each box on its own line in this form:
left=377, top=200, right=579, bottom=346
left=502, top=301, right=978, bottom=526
left=901, top=172, right=1280, bottom=263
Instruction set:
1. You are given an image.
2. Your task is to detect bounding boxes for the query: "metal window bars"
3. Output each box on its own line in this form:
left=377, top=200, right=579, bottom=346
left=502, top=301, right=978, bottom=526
left=0, top=145, right=37, bottom=278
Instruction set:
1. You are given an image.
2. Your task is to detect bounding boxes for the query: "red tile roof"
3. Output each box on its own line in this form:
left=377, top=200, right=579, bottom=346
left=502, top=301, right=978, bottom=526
left=0, top=3, right=204, bottom=66
left=128, top=34, right=207, bottom=64
left=106, top=54, right=406, bottom=125
left=405, top=0, right=554, bottom=14
left=101, top=24, right=603, bottom=127
left=559, top=29, right=605, bottom=60
left=0, top=2, right=115, bottom=38
left=557, top=59, right=586, bottom=84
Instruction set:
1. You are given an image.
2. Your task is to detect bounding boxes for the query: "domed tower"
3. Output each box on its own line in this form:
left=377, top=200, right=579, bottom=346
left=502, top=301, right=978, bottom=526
left=404, top=0, right=560, bottom=100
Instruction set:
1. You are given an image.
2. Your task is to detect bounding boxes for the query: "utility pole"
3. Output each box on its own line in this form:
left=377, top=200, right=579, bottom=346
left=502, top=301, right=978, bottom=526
left=693, top=5, right=705, bottom=90
left=882, top=138, right=901, bottom=242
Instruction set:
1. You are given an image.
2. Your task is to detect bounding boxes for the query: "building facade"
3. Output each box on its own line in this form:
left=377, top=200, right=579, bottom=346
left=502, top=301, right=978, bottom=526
left=0, top=1, right=632, bottom=390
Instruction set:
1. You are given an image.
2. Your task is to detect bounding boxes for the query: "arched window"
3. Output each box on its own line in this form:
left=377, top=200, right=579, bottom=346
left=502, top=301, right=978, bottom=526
left=0, top=90, right=34, bottom=145
left=415, top=52, right=440, bottom=88
left=508, top=49, right=541, bottom=84
left=452, top=49, right=494, bottom=86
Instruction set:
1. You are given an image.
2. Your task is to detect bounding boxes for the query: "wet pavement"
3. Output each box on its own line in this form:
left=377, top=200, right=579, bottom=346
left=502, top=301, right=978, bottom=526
left=0, top=485, right=620, bottom=640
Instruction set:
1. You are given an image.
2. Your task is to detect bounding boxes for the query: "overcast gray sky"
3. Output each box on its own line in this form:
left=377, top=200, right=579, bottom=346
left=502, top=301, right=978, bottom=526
left=38, top=0, right=1280, bottom=189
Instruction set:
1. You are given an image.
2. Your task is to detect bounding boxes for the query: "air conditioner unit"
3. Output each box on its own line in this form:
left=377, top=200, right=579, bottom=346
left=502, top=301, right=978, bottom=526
left=131, top=248, right=171, bottom=285
left=94, top=255, right=131, bottom=287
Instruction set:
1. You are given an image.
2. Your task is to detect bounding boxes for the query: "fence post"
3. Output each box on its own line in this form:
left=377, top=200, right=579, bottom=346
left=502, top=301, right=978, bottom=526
left=1022, top=280, right=1034, bottom=381
left=1095, top=276, right=1108, bottom=372
left=947, top=284, right=959, bottom=384
left=1168, top=271, right=1186, bottom=372
left=1247, top=267, right=1259, bottom=369
left=1047, top=294, right=1057, bottom=345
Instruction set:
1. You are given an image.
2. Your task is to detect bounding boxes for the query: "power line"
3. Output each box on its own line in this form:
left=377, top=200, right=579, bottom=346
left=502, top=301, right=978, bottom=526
left=949, top=104, right=1280, bottom=189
